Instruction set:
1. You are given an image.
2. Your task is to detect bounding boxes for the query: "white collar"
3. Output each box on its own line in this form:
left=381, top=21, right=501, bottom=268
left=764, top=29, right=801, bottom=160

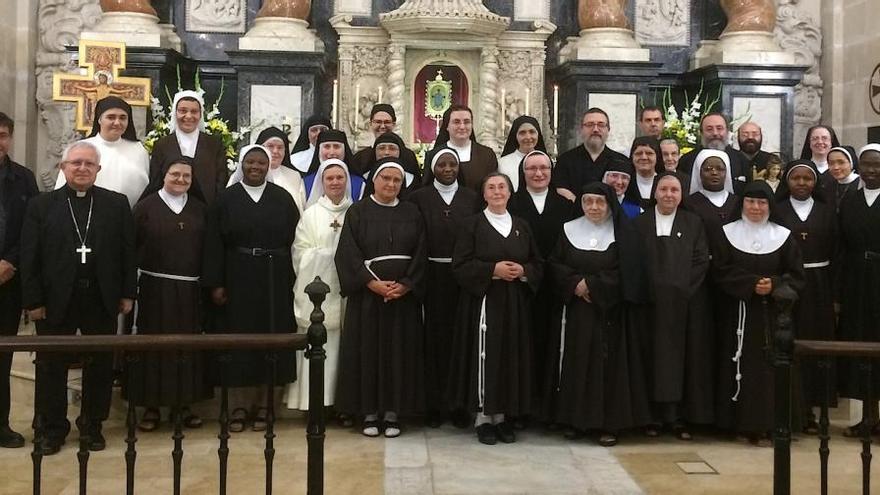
left=700, top=189, right=731, bottom=208
left=527, top=187, right=548, bottom=214
left=433, top=179, right=458, bottom=206
left=446, top=140, right=472, bottom=162
left=814, top=159, right=828, bottom=174
left=317, top=194, right=352, bottom=213
left=290, top=144, right=314, bottom=174
left=636, top=174, right=655, bottom=199
left=241, top=181, right=266, bottom=203
left=865, top=187, right=880, bottom=207
left=483, top=208, right=512, bottom=237
left=564, top=216, right=615, bottom=251
left=723, top=217, right=790, bottom=254
left=370, top=194, right=399, bottom=207
left=839, top=172, right=859, bottom=185
left=175, top=128, right=200, bottom=158
left=789, top=196, right=814, bottom=222
left=655, top=208, right=676, bottom=236
left=158, top=189, right=187, bottom=214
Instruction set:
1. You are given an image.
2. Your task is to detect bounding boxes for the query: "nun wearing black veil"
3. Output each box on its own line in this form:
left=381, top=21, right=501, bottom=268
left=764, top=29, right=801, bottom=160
left=360, top=132, right=421, bottom=199
left=303, top=129, right=363, bottom=199
left=289, top=115, right=331, bottom=175
left=546, top=182, right=652, bottom=446
left=711, top=181, right=804, bottom=444
left=498, top=116, right=547, bottom=193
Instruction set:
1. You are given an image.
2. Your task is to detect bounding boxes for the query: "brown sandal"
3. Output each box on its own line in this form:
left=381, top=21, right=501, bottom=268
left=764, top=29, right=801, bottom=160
left=252, top=408, right=268, bottom=432
left=138, top=408, right=161, bottom=432
left=228, top=408, right=249, bottom=433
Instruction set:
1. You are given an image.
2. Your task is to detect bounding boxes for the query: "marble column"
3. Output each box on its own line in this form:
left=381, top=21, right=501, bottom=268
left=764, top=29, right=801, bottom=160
left=559, top=0, right=649, bottom=62
left=386, top=44, right=407, bottom=134
left=692, top=0, right=795, bottom=67
left=239, top=0, right=322, bottom=52
left=81, top=0, right=177, bottom=49
left=478, top=46, right=500, bottom=151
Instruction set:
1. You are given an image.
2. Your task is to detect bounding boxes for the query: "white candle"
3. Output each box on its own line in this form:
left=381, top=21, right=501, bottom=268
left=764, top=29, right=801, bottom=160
left=378, top=86, right=383, bottom=103
left=553, top=85, right=559, bottom=133
left=500, top=88, right=506, bottom=127
left=332, top=79, right=339, bottom=128
left=525, top=88, right=530, bottom=116
left=354, top=83, right=361, bottom=129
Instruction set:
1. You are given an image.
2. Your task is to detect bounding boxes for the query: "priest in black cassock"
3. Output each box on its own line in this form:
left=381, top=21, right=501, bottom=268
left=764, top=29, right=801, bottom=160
left=0, top=112, right=38, bottom=449
left=201, top=144, right=299, bottom=433
left=126, top=157, right=211, bottom=432
left=711, top=181, right=804, bottom=444
left=633, top=172, right=711, bottom=439
left=507, top=151, right=573, bottom=416
left=409, top=148, right=479, bottom=427
left=837, top=144, right=880, bottom=435
left=350, top=104, right=420, bottom=178
left=149, top=90, right=228, bottom=205
left=335, top=159, right=427, bottom=439
left=737, top=122, right=775, bottom=180
left=425, top=105, right=497, bottom=192
left=553, top=108, right=627, bottom=202
left=21, top=141, right=136, bottom=455
left=448, top=173, right=543, bottom=445
left=773, top=160, right=837, bottom=433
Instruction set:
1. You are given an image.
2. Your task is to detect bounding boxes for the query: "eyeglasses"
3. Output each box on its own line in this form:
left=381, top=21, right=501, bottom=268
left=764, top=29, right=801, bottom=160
left=65, top=159, right=99, bottom=168
left=524, top=166, right=551, bottom=173
left=582, top=122, right=608, bottom=130
left=810, top=136, right=831, bottom=143
left=371, top=119, right=394, bottom=126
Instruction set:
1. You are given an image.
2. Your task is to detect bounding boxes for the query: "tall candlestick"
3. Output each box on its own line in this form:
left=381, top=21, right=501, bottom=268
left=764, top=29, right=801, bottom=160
left=354, top=83, right=361, bottom=130
left=553, top=85, right=559, bottom=133
left=525, top=88, right=530, bottom=116
left=378, top=86, right=383, bottom=103
left=332, top=79, right=339, bottom=128
left=500, top=88, right=506, bottom=128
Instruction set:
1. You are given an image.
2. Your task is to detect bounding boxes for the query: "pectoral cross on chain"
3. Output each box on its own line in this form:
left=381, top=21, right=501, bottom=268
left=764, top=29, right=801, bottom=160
left=800, top=232, right=809, bottom=241
left=330, top=219, right=342, bottom=232
left=76, top=244, right=92, bottom=264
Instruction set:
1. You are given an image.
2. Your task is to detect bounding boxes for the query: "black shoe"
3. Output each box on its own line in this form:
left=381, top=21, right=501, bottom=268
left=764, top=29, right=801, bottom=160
left=34, top=437, right=64, bottom=456
left=563, top=427, right=585, bottom=440
left=425, top=412, right=444, bottom=429
left=0, top=425, right=25, bottom=448
left=85, top=425, right=106, bottom=451
left=495, top=422, right=516, bottom=444
left=476, top=424, right=497, bottom=445
left=452, top=410, right=472, bottom=429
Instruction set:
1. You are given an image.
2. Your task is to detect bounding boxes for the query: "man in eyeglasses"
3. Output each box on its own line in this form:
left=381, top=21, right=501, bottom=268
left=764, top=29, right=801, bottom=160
left=554, top=108, right=628, bottom=201
left=350, top=104, right=421, bottom=183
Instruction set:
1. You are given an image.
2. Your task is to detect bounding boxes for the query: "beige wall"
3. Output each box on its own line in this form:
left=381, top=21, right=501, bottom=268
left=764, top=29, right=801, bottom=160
left=0, top=0, right=38, bottom=168
left=822, top=0, right=880, bottom=148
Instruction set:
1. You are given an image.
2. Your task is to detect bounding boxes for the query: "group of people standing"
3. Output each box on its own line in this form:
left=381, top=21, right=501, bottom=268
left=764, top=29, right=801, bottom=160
left=0, top=93, right=877, bottom=455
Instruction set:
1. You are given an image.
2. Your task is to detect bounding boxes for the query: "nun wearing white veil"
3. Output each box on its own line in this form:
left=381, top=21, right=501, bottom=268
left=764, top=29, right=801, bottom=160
left=286, top=159, right=353, bottom=411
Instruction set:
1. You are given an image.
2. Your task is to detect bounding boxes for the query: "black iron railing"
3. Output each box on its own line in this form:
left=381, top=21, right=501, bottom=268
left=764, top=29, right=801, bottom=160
left=0, top=277, right=330, bottom=495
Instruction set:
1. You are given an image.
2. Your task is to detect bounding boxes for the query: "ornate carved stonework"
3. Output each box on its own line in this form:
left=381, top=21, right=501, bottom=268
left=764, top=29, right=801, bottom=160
left=380, top=0, right=509, bottom=37
left=353, top=46, right=391, bottom=78
left=497, top=50, right=532, bottom=83
left=36, top=0, right=102, bottom=188
left=774, top=0, right=822, bottom=157
left=186, top=0, right=247, bottom=33
left=635, top=0, right=690, bottom=46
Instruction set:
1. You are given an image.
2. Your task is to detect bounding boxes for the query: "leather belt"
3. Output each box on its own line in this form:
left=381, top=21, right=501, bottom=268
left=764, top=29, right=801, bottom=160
left=235, top=247, right=289, bottom=257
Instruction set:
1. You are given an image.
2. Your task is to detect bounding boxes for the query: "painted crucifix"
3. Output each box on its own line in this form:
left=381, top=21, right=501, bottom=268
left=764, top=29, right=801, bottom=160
left=52, top=40, right=152, bottom=132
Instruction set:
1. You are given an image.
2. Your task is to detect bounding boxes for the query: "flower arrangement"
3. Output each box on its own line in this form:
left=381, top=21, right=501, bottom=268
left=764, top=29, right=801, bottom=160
left=412, top=141, right=432, bottom=172
left=143, top=67, right=239, bottom=171
left=659, top=82, right=721, bottom=156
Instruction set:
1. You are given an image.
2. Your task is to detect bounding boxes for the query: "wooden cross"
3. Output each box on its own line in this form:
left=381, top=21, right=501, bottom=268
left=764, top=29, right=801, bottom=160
left=52, top=40, right=151, bottom=132
left=76, top=244, right=92, bottom=264
left=178, top=222, right=186, bottom=231
left=330, top=219, right=342, bottom=232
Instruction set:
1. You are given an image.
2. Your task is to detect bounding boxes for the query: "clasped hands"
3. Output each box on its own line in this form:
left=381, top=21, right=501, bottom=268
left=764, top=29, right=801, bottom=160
left=367, top=280, right=410, bottom=302
left=493, top=261, right=524, bottom=282
left=755, top=277, right=773, bottom=296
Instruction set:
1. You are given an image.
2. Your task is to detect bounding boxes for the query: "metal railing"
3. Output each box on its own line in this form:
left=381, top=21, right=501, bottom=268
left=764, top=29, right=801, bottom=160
left=0, top=277, right=331, bottom=495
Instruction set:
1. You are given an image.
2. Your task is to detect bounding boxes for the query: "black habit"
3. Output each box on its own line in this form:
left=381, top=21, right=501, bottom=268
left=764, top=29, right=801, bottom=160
left=678, top=146, right=750, bottom=184
left=149, top=133, right=228, bottom=205
left=447, top=213, right=543, bottom=416
left=201, top=183, right=299, bottom=387
left=553, top=145, right=628, bottom=196
left=334, top=198, right=427, bottom=416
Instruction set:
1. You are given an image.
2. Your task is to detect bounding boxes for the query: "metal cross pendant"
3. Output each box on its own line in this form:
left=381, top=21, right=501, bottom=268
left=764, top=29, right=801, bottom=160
left=330, top=219, right=342, bottom=232
left=442, top=209, right=451, bottom=217
left=800, top=232, right=808, bottom=241
left=76, top=244, right=92, bottom=264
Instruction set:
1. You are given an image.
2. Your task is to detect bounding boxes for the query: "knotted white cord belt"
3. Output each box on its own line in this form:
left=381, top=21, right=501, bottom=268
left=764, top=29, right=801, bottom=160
left=803, top=260, right=830, bottom=269
left=731, top=300, right=747, bottom=401
left=478, top=295, right=488, bottom=410
left=557, top=306, right=567, bottom=392
left=363, top=255, right=413, bottom=281
left=138, top=268, right=200, bottom=282
left=427, top=257, right=452, bottom=263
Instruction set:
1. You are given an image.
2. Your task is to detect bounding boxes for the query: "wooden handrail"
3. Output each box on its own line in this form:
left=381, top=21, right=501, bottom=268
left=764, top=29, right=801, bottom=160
left=794, top=339, right=880, bottom=357
left=0, top=333, right=307, bottom=353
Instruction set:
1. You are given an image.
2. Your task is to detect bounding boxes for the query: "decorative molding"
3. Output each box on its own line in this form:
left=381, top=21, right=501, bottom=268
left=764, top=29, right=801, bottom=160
left=774, top=0, right=822, bottom=156
left=380, top=0, right=510, bottom=38
left=185, top=0, right=247, bottom=34
left=353, top=46, right=391, bottom=78
left=333, top=0, right=371, bottom=16
left=634, top=0, right=690, bottom=46
left=514, top=0, right=550, bottom=22
left=36, top=0, right=102, bottom=189
left=478, top=45, right=500, bottom=150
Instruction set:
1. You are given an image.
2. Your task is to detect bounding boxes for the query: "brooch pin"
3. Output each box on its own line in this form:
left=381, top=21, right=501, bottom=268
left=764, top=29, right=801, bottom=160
left=676, top=232, right=682, bottom=238
left=589, top=238, right=598, bottom=248
left=515, top=229, right=520, bottom=237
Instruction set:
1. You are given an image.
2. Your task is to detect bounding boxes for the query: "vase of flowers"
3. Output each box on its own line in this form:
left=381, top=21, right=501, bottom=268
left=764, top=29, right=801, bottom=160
left=659, top=82, right=721, bottom=156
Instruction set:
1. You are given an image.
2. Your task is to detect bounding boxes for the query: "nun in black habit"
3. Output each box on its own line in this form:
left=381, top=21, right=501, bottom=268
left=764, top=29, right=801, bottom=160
left=289, top=115, right=331, bottom=175
left=303, top=129, right=362, bottom=199
left=447, top=172, right=543, bottom=445
left=408, top=148, right=480, bottom=426
left=360, top=132, right=421, bottom=200
left=498, top=116, right=548, bottom=192
left=507, top=151, right=574, bottom=414
left=773, top=160, right=838, bottom=433
left=547, top=182, right=652, bottom=445
left=711, top=181, right=804, bottom=442
left=633, top=171, right=711, bottom=437
left=826, top=146, right=860, bottom=212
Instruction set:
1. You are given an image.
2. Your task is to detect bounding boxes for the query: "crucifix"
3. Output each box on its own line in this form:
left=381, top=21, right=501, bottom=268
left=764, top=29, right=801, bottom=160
left=800, top=232, right=809, bottom=240
left=52, top=40, right=151, bottom=132
left=330, top=219, right=342, bottom=232
left=76, top=245, right=92, bottom=264
left=178, top=222, right=186, bottom=231
left=442, top=209, right=451, bottom=217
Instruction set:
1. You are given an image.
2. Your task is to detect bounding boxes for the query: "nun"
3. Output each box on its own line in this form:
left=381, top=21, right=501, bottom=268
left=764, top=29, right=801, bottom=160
left=303, top=129, right=362, bottom=198
left=602, top=159, right=642, bottom=218
left=826, top=146, right=860, bottom=211
left=712, top=181, right=804, bottom=445
left=425, top=105, right=497, bottom=192
left=686, top=149, right=739, bottom=231
left=334, top=158, right=427, bottom=438
left=447, top=172, right=543, bottom=445
left=628, top=137, right=665, bottom=210
left=228, top=126, right=306, bottom=213
left=350, top=104, right=420, bottom=178
left=201, top=144, right=299, bottom=432
left=289, top=115, right=331, bottom=176
left=773, top=159, right=838, bottom=434
left=837, top=144, right=880, bottom=436
left=361, top=132, right=420, bottom=199
left=409, top=148, right=480, bottom=426
left=286, top=159, right=354, bottom=413
left=148, top=90, right=228, bottom=205
left=799, top=125, right=842, bottom=196
left=56, top=96, right=149, bottom=208
left=633, top=171, right=711, bottom=439
left=498, top=116, right=548, bottom=192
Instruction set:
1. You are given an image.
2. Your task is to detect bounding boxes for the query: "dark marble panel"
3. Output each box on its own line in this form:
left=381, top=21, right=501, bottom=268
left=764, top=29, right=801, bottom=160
left=171, top=0, right=261, bottom=62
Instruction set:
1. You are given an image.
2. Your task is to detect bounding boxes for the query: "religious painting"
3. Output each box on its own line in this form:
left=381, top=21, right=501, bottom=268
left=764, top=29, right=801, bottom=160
left=635, top=0, right=690, bottom=47
left=186, top=0, right=248, bottom=33
left=425, top=71, right=452, bottom=120
left=414, top=64, right=468, bottom=143
left=52, top=40, right=151, bottom=132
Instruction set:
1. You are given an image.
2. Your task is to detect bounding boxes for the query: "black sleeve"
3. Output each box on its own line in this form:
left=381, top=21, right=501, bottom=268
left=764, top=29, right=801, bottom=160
left=119, top=195, right=137, bottom=299
left=20, top=196, right=45, bottom=310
